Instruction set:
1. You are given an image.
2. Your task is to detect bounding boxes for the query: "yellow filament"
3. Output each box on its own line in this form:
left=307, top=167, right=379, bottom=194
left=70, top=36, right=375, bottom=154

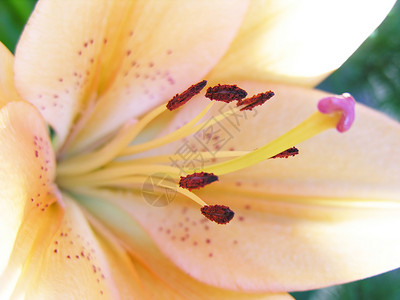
left=154, top=181, right=208, bottom=206
left=174, top=186, right=208, bottom=206
left=119, top=102, right=214, bottom=156
left=202, top=112, right=339, bottom=175
left=57, top=104, right=167, bottom=176
left=63, top=174, right=207, bottom=207
left=57, top=164, right=181, bottom=189
left=109, top=150, right=249, bottom=165
left=119, top=103, right=244, bottom=156
left=63, top=175, right=150, bottom=188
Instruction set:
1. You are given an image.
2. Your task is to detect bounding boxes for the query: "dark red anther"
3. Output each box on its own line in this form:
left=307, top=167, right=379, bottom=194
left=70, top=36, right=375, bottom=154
left=205, top=84, right=247, bottom=103
left=166, top=80, right=207, bottom=111
left=201, top=205, right=235, bottom=224
left=271, top=147, right=299, bottom=159
left=237, top=90, right=274, bottom=111
left=179, top=172, right=218, bottom=191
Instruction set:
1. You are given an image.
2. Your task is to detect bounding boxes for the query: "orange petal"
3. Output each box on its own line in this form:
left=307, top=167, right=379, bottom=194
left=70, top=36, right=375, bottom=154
left=209, top=0, right=396, bottom=87
left=75, top=188, right=293, bottom=299
left=0, top=101, right=56, bottom=281
left=0, top=42, right=22, bottom=107
left=14, top=0, right=249, bottom=152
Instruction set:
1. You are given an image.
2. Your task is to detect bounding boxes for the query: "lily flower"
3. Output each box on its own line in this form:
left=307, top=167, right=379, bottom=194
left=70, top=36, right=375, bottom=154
left=1, top=0, right=399, bottom=299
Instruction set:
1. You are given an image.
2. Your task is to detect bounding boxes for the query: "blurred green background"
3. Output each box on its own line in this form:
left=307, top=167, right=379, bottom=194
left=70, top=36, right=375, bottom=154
left=1, top=0, right=399, bottom=299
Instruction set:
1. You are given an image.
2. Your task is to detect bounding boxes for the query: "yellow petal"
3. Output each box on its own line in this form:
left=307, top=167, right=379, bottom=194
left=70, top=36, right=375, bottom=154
left=209, top=0, right=396, bottom=87
left=0, top=101, right=56, bottom=280
left=132, top=190, right=400, bottom=292
left=0, top=42, right=22, bottom=107
left=0, top=201, right=63, bottom=299
left=76, top=188, right=293, bottom=299
left=78, top=187, right=400, bottom=293
left=85, top=210, right=154, bottom=300
left=9, top=195, right=144, bottom=299
left=133, top=256, right=292, bottom=300
left=14, top=0, right=249, bottom=152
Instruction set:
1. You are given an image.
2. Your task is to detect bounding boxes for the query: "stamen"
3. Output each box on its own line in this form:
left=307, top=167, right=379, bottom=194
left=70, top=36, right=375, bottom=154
left=201, top=94, right=355, bottom=176
left=119, top=103, right=247, bottom=157
left=317, top=93, right=355, bottom=132
left=201, top=205, right=234, bottom=224
left=57, top=164, right=181, bottom=189
left=179, top=172, right=218, bottom=191
left=205, top=84, right=247, bottom=102
left=114, top=150, right=249, bottom=165
left=237, top=91, right=274, bottom=111
left=271, top=147, right=299, bottom=159
left=120, top=102, right=214, bottom=156
left=166, top=80, right=207, bottom=111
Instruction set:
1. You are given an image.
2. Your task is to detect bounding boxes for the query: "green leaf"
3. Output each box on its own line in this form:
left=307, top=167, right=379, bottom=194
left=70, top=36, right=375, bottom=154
left=292, top=268, right=400, bottom=300
left=0, top=0, right=36, bottom=52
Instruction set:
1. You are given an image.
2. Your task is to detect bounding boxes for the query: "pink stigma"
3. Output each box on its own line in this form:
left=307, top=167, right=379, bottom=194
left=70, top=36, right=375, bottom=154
left=317, top=93, right=355, bottom=133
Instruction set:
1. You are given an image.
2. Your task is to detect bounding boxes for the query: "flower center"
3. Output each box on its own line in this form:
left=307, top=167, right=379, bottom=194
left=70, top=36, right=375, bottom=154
left=55, top=81, right=355, bottom=224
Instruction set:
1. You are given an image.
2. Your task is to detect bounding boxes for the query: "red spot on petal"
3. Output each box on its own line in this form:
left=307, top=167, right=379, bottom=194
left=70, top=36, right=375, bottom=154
left=237, top=90, right=274, bottom=111
left=179, top=172, right=218, bottom=191
left=205, top=84, right=247, bottom=102
left=201, top=205, right=234, bottom=224
left=166, top=80, right=207, bottom=111
left=271, top=147, right=299, bottom=159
